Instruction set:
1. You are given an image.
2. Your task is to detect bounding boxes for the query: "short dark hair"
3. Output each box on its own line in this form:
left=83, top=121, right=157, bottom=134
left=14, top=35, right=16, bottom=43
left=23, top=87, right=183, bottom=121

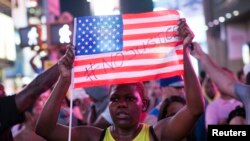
left=227, top=106, right=245, bottom=124
left=158, top=95, right=186, bottom=121
left=110, top=82, right=146, bottom=99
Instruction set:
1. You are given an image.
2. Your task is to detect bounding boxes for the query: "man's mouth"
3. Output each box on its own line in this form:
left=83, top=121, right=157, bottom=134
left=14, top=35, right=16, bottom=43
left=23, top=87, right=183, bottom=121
left=116, top=111, right=129, bottom=118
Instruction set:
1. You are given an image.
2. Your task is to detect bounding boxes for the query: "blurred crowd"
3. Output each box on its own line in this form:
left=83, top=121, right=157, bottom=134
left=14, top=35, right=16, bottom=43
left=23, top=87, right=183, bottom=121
left=0, top=18, right=249, bottom=141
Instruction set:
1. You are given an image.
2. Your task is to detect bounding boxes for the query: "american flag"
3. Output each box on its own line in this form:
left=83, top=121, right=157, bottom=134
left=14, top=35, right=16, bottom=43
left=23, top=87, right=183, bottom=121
left=73, top=10, right=183, bottom=88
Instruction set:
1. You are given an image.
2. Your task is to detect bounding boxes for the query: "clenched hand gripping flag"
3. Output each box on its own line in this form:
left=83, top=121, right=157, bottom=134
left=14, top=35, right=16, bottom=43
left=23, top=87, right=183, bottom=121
left=73, top=10, right=183, bottom=88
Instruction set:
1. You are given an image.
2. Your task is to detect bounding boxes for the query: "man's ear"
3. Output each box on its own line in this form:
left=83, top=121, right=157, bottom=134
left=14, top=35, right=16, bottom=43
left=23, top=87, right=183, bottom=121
left=142, top=99, right=149, bottom=112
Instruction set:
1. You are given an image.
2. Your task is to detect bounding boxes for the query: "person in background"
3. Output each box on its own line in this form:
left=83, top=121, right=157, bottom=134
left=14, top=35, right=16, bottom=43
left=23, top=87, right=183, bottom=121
left=157, top=95, right=197, bottom=141
left=13, top=106, right=46, bottom=141
left=202, top=77, right=219, bottom=103
left=85, top=86, right=110, bottom=127
left=29, top=51, right=49, bottom=74
left=205, top=68, right=242, bottom=127
left=144, top=75, right=185, bottom=125
left=157, top=95, right=186, bottom=121
left=190, top=42, right=250, bottom=124
left=143, top=80, right=162, bottom=112
left=0, top=56, right=60, bottom=141
left=227, top=106, right=246, bottom=125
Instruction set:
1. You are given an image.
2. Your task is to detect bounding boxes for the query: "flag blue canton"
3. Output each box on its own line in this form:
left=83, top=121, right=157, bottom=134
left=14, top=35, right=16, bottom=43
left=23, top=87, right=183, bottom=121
left=75, top=15, right=123, bottom=56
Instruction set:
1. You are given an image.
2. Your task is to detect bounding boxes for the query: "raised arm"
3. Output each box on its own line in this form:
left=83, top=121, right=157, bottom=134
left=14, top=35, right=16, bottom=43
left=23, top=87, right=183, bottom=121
left=15, top=59, right=59, bottom=112
left=35, top=47, right=101, bottom=141
left=35, top=46, right=73, bottom=141
left=190, top=42, right=237, bottom=98
left=29, top=54, right=41, bottom=74
left=155, top=19, right=205, bottom=141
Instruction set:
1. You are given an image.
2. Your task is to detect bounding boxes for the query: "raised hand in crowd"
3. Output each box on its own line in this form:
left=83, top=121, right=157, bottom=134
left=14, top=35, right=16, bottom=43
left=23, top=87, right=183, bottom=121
left=190, top=42, right=250, bottom=124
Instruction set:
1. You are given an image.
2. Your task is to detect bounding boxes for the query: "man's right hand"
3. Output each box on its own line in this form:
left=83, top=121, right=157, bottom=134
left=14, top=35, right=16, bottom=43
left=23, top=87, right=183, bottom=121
left=58, top=45, right=75, bottom=78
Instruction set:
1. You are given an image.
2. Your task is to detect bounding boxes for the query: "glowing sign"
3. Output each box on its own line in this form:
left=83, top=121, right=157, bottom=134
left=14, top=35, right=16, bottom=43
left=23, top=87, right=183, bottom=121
left=59, top=24, right=72, bottom=44
left=28, top=27, right=39, bottom=46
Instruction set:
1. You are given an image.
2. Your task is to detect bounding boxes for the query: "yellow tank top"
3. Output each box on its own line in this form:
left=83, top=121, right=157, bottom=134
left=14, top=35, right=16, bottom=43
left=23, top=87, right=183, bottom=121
left=103, top=124, right=150, bottom=141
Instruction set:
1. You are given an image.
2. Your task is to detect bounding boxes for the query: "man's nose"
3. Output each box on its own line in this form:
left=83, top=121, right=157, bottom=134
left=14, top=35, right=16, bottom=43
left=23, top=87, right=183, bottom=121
left=117, top=99, right=128, bottom=108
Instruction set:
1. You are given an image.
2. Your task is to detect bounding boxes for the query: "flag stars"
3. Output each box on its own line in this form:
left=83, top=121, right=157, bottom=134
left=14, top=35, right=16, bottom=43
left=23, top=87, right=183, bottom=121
left=75, top=15, right=123, bottom=55
left=78, top=20, right=82, bottom=23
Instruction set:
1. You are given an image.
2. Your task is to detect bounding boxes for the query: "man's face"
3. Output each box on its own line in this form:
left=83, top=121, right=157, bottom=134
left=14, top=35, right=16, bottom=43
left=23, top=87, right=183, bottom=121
left=109, top=84, right=143, bottom=128
left=204, top=79, right=217, bottom=100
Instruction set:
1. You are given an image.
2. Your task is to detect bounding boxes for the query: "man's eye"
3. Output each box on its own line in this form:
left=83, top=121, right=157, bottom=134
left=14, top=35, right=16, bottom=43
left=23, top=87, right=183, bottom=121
left=126, top=97, right=136, bottom=102
left=110, top=98, right=118, bottom=102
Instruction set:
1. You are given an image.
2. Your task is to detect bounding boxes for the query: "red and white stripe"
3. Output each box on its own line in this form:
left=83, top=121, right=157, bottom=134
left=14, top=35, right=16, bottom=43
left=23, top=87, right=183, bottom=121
left=73, top=10, right=183, bottom=88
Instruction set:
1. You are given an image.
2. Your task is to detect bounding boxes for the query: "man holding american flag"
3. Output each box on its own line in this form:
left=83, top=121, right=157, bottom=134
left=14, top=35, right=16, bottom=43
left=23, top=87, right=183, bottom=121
left=35, top=10, right=204, bottom=141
